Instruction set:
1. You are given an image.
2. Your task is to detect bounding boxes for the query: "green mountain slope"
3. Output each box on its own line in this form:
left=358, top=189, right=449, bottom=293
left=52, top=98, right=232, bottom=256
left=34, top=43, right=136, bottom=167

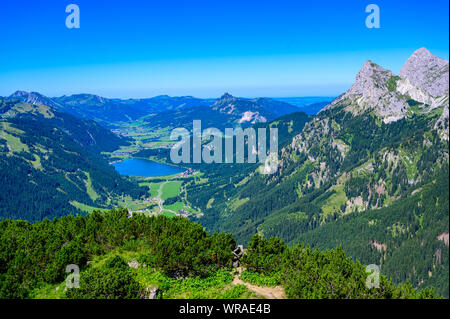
left=296, top=169, right=449, bottom=297
left=188, top=48, right=449, bottom=295
left=0, top=99, right=146, bottom=221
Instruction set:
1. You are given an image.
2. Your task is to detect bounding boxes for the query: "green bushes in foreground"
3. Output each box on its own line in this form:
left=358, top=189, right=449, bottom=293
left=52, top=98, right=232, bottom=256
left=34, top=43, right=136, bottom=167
left=0, top=209, right=442, bottom=299
left=66, top=256, right=141, bottom=299
left=0, top=209, right=235, bottom=298
left=242, top=234, right=440, bottom=299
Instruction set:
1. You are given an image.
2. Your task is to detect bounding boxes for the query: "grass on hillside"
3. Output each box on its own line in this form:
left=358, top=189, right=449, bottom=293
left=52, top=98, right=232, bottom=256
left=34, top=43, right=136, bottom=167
left=239, top=270, right=281, bottom=287
left=1, top=131, right=29, bottom=153
left=29, top=248, right=261, bottom=299
left=139, top=181, right=163, bottom=197
left=69, top=201, right=109, bottom=213
left=163, top=201, right=185, bottom=212
left=161, top=181, right=183, bottom=200
left=84, top=172, right=99, bottom=202
left=319, top=185, right=348, bottom=219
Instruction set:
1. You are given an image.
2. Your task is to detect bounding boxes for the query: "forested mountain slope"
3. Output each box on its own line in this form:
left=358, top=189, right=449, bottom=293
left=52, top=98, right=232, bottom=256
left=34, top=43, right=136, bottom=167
left=0, top=99, right=145, bottom=221
left=188, top=48, right=449, bottom=296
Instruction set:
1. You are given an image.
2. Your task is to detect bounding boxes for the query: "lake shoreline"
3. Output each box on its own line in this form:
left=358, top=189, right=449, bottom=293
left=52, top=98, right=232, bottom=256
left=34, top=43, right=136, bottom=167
left=112, top=157, right=184, bottom=177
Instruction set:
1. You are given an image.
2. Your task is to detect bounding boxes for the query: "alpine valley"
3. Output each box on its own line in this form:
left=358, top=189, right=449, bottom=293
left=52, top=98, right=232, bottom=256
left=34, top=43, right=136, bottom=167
left=0, top=48, right=448, bottom=299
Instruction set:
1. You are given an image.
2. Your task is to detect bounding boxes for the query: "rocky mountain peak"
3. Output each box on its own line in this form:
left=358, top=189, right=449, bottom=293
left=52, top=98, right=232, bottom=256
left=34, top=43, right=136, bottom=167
left=219, top=92, right=235, bottom=100
left=348, top=60, right=394, bottom=96
left=211, top=93, right=271, bottom=124
left=10, top=90, right=40, bottom=101
left=399, top=47, right=449, bottom=97
left=322, top=59, right=403, bottom=120
left=10, top=90, right=29, bottom=98
left=9, top=91, right=61, bottom=109
left=321, top=48, right=449, bottom=137
left=213, top=93, right=239, bottom=110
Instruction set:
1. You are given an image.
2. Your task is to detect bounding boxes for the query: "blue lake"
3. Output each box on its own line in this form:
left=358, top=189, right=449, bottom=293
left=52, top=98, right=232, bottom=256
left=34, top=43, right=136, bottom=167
left=113, top=158, right=183, bottom=177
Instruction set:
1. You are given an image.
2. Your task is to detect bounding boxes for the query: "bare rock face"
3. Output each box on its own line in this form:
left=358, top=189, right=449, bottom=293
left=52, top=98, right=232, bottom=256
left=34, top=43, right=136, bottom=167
left=323, top=61, right=408, bottom=123
left=320, top=48, right=449, bottom=134
left=9, top=90, right=62, bottom=109
left=128, top=260, right=140, bottom=269
left=398, top=48, right=449, bottom=140
left=212, top=93, right=270, bottom=124
left=347, top=61, right=394, bottom=96
left=288, top=47, right=450, bottom=196
left=399, top=47, right=449, bottom=98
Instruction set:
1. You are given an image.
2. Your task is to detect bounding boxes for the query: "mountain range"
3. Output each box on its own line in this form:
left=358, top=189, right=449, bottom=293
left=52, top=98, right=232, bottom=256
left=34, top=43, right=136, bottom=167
left=0, top=47, right=448, bottom=296
left=1, top=89, right=315, bottom=221
left=8, top=91, right=216, bottom=126
left=143, top=93, right=303, bottom=131
left=185, top=48, right=449, bottom=296
left=8, top=91, right=309, bottom=128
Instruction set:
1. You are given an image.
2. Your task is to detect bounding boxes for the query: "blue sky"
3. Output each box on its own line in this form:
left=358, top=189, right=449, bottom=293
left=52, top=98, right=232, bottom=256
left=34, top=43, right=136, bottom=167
left=0, top=0, right=448, bottom=98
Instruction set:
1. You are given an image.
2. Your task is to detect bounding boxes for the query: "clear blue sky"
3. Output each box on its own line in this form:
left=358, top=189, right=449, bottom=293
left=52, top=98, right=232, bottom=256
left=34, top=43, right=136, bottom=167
left=0, top=0, right=448, bottom=98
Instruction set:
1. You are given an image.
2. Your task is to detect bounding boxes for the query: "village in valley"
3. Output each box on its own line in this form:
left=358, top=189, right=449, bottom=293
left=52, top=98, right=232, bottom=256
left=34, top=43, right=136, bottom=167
left=122, top=167, right=203, bottom=219
left=101, top=122, right=205, bottom=219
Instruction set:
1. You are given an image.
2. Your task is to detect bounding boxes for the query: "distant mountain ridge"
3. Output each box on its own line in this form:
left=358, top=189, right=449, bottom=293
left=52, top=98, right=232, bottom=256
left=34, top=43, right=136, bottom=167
left=142, top=93, right=307, bottom=131
left=8, top=92, right=215, bottom=126
left=212, top=93, right=301, bottom=119
left=7, top=91, right=305, bottom=127
left=9, top=91, right=63, bottom=109
left=210, top=93, right=274, bottom=124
